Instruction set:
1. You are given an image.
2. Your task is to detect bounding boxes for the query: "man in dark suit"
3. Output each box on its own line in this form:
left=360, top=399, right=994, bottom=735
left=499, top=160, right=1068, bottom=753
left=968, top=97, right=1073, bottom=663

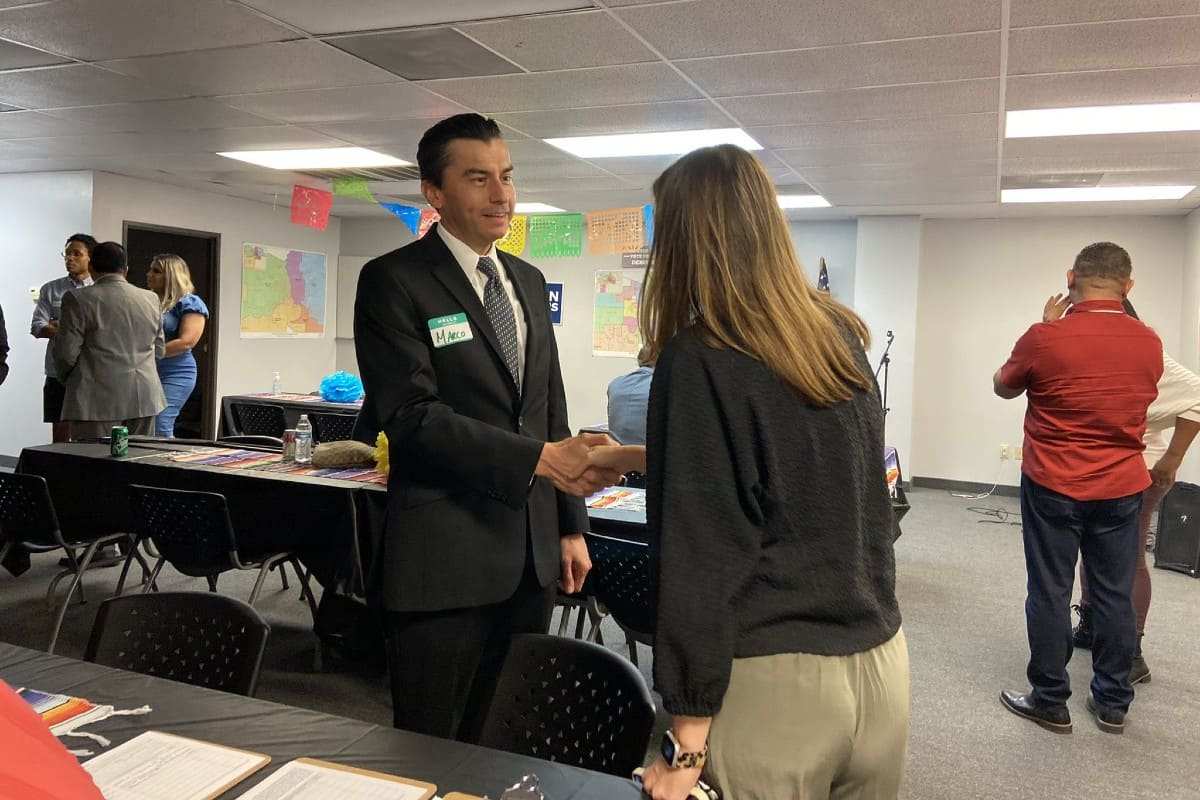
left=354, top=114, right=620, bottom=741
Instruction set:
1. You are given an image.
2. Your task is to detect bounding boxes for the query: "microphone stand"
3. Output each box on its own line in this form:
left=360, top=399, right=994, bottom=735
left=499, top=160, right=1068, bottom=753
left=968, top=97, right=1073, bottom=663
left=874, top=330, right=894, bottom=436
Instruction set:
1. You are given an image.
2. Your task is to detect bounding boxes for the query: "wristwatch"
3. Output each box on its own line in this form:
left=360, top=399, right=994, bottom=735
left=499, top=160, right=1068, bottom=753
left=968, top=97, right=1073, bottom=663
left=661, top=729, right=708, bottom=770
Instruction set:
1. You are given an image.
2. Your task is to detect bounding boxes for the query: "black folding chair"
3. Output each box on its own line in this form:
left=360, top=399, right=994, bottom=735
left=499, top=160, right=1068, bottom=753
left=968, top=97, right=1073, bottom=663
left=117, top=485, right=318, bottom=629
left=583, top=532, right=655, bottom=666
left=0, top=473, right=150, bottom=653
left=85, top=591, right=269, bottom=696
left=231, top=402, right=287, bottom=438
left=310, top=412, right=358, bottom=443
left=477, top=633, right=656, bottom=778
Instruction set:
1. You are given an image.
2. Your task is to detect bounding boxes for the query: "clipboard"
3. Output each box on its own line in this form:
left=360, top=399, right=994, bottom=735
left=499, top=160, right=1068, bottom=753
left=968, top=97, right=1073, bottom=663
left=443, top=794, right=486, bottom=800
left=237, top=758, right=438, bottom=799
left=293, top=758, right=438, bottom=798
left=82, top=730, right=270, bottom=800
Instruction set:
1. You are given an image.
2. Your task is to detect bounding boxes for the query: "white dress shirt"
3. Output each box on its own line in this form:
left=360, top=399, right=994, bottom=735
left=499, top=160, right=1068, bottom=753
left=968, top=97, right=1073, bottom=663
left=1143, top=352, right=1200, bottom=465
left=437, top=223, right=527, bottom=383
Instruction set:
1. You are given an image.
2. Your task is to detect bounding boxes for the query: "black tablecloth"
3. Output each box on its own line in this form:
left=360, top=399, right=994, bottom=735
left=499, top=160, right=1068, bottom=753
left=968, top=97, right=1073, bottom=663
left=16, top=443, right=385, bottom=594
left=0, top=643, right=642, bottom=799
left=221, top=394, right=362, bottom=437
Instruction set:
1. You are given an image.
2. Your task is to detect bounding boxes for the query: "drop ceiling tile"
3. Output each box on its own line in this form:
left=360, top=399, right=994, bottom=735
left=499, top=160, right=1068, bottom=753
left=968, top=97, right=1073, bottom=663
left=721, top=80, right=999, bottom=126
left=514, top=159, right=617, bottom=180
left=40, top=99, right=273, bottom=132
left=327, top=28, right=521, bottom=81
left=4, top=125, right=341, bottom=157
left=0, top=0, right=296, bottom=60
left=520, top=186, right=651, bottom=212
left=819, top=176, right=996, bottom=205
left=581, top=154, right=681, bottom=176
left=680, top=33, right=1001, bottom=97
left=307, top=118, right=450, bottom=148
left=776, top=140, right=998, bottom=168
left=0, top=110, right=99, bottom=138
left=237, top=1, right=591, bottom=35
left=1004, top=131, right=1200, bottom=158
left=1006, top=67, right=1200, bottom=109
left=421, top=63, right=702, bottom=112
left=459, top=10, right=656, bottom=71
left=1096, top=170, right=1200, bottom=186
left=100, top=41, right=399, bottom=97
left=1009, top=0, right=1200, bottom=27
left=219, top=83, right=466, bottom=124
left=0, top=65, right=182, bottom=108
left=493, top=100, right=730, bottom=138
left=747, top=113, right=997, bottom=149
left=0, top=38, right=68, bottom=69
left=1002, top=152, right=1200, bottom=175
left=1008, top=18, right=1200, bottom=75
left=798, top=160, right=998, bottom=183
left=504, top=137, right=577, bottom=162
left=616, top=0, right=999, bottom=59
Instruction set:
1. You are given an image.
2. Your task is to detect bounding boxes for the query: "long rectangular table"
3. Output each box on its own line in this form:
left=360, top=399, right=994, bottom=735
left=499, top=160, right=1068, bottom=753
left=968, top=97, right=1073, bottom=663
left=221, top=393, right=362, bottom=437
left=17, top=443, right=384, bottom=594
left=0, top=643, right=641, bottom=799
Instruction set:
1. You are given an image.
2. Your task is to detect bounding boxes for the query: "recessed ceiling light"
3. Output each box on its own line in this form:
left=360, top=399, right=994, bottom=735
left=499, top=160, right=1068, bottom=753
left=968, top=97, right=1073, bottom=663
left=777, top=194, right=832, bottom=209
left=216, top=147, right=411, bottom=170
left=543, top=128, right=762, bottom=159
left=1006, top=102, right=1200, bottom=138
left=1001, top=186, right=1195, bottom=203
left=514, top=202, right=565, bottom=213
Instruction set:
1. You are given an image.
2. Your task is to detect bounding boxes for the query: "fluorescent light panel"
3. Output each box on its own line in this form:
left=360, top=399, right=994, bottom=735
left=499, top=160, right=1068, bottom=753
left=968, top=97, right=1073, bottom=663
left=777, top=194, right=831, bottom=209
left=544, top=128, right=762, bottom=158
left=1006, top=102, right=1200, bottom=138
left=514, top=202, right=565, bottom=213
left=1001, top=186, right=1195, bottom=203
left=217, top=147, right=411, bottom=170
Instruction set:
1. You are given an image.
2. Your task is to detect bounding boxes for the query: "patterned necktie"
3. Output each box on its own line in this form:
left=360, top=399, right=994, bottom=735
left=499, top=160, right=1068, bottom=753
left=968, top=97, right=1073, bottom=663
left=477, top=256, right=521, bottom=391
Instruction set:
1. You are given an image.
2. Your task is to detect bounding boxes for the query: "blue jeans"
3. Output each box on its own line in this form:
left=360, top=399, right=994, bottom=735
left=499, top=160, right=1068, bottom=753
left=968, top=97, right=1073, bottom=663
left=156, top=355, right=197, bottom=438
left=1020, top=476, right=1140, bottom=712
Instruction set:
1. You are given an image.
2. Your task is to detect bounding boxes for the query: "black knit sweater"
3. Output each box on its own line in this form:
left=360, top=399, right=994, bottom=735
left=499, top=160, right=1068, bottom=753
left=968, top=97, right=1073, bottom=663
left=647, top=326, right=901, bottom=717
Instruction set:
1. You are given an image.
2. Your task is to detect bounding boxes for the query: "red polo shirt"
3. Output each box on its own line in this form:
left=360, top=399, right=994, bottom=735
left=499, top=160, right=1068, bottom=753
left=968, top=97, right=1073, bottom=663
left=999, top=299, right=1162, bottom=501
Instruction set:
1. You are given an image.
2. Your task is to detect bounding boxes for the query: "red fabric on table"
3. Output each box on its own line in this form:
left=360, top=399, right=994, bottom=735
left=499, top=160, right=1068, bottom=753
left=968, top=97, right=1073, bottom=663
left=998, top=299, right=1162, bottom=501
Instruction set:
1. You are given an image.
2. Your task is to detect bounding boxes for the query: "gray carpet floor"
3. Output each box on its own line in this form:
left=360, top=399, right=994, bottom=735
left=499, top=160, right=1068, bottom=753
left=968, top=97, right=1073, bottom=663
left=1, top=487, right=1197, bottom=798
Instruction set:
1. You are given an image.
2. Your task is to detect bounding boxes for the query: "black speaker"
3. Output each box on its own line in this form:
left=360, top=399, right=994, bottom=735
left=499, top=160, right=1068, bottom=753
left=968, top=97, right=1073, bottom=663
left=1154, top=482, right=1200, bottom=578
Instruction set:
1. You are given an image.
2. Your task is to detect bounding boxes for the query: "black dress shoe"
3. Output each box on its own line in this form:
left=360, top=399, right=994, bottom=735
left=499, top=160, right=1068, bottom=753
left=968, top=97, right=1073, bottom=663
left=1086, top=696, right=1125, bottom=734
left=1000, top=689, right=1072, bottom=733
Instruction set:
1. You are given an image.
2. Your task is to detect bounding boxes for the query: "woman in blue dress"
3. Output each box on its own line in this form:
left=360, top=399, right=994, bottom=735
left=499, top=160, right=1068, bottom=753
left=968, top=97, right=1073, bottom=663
left=147, top=254, right=209, bottom=438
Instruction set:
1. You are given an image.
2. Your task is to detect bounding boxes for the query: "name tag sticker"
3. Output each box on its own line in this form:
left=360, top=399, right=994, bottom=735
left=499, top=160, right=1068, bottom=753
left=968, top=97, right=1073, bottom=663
left=428, top=312, right=474, bottom=348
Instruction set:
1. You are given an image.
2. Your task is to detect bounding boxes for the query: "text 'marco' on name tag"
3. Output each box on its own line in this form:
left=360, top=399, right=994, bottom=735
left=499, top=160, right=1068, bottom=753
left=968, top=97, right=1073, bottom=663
left=428, top=312, right=474, bottom=348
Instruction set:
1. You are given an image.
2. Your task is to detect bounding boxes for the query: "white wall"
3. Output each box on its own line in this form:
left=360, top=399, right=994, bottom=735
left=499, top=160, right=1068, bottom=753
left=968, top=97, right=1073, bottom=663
left=0, top=172, right=93, bottom=458
left=854, top=217, right=922, bottom=469
left=90, top=172, right=342, bottom=429
left=912, top=216, right=1186, bottom=486
left=790, top=220, right=858, bottom=305
left=1178, top=209, right=1200, bottom=485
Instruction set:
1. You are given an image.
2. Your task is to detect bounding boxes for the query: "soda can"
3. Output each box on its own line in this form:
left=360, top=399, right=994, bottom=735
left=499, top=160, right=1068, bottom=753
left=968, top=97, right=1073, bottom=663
left=281, top=429, right=298, bottom=462
left=110, top=425, right=129, bottom=458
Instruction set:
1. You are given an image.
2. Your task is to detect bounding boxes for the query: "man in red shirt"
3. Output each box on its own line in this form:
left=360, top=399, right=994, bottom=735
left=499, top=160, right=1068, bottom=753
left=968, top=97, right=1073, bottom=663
left=993, top=242, right=1161, bottom=735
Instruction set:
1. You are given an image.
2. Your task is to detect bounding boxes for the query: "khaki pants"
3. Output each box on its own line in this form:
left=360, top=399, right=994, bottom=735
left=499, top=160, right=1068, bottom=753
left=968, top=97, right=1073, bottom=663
left=705, top=629, right=910, bottom=800
left=69, top=416, right=155, bottom=439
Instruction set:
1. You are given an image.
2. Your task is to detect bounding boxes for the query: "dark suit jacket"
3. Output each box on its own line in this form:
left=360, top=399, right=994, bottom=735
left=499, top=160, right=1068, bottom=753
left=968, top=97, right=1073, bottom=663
left=354, top=225, right=587, bottom=613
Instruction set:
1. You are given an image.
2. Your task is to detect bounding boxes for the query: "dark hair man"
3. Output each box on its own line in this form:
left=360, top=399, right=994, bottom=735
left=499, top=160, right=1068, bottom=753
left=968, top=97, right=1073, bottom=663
left=31, top=233, right=97, bottom=442
left=993, top=241, right=1162, bottom=735
left=354, top=114, right=620, bottom=740
left=55, top=241, right=166, bottom=438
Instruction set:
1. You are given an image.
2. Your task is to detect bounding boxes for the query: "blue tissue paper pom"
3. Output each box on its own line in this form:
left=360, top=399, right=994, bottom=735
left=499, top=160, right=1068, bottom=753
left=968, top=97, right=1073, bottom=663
left=319, top=371, right=364, bottom=403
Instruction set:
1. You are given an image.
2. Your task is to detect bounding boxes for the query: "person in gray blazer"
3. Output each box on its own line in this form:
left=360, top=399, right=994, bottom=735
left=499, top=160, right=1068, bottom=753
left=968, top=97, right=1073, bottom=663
left=55, top=242, right=166, bottom=439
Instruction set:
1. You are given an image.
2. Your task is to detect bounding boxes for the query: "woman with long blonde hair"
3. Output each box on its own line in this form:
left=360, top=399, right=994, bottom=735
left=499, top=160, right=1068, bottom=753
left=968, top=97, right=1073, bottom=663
left=595, top=145, right=908, bottom=800
left=146, top=254, right=208, bottom=437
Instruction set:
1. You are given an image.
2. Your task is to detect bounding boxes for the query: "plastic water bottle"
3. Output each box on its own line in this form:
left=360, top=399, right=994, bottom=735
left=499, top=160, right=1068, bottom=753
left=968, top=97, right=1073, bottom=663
left=271, top=370, right=282, bottom=395
left=295, top=414, right=313, bottom=464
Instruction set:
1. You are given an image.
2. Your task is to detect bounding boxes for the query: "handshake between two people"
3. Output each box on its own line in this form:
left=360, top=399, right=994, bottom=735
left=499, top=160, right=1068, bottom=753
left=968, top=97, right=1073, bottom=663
left=535, top=433, right=649, bottom=497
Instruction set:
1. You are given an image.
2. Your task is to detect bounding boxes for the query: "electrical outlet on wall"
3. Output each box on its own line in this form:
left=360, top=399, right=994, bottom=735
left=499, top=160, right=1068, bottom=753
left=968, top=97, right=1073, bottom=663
left=1000, top=444, right=1010, bottom=460
left=1014, top=446, right=1023, bottom=461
